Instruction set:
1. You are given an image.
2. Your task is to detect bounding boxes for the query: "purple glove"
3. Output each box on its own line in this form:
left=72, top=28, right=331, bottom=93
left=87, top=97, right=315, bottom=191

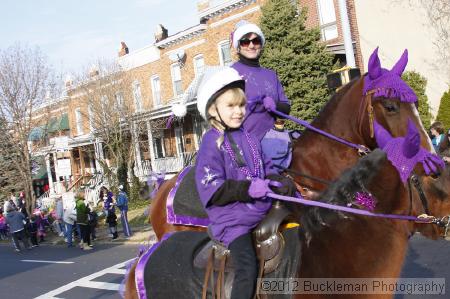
left=263, top=96, right=276, bottom=112
left=248, top=178, right=272, bottom=198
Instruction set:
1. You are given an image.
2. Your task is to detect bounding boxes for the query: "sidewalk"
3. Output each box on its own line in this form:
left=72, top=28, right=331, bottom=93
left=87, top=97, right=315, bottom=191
left=0, top=207, right=157, bottom=247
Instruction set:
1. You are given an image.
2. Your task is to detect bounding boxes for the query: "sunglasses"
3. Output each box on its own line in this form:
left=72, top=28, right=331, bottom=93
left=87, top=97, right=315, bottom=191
left=239, top=37, right=262, bottom=47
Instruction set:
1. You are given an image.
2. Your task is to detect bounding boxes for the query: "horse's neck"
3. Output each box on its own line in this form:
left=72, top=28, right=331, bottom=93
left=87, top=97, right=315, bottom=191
left=292, top=80, right=366, bottom=189
left=300, top=218, right=411, bottom=279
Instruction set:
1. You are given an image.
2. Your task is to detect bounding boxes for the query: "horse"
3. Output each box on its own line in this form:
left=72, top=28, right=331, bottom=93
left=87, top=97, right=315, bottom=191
left=124, top=48, right=450, bottom=298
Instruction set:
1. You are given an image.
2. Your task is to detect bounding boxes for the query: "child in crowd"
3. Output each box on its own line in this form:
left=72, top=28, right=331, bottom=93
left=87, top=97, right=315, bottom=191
left=88, top=206, right=98, bottom=241
left=35, top=210, right=50, bottom=242
left=0, top=211, right=8, bottom=240
left=106, top=206, right=118, bottom=240
left=26, top=215, right=39, bottom=247
left=194, top=67, right=294, bottom=299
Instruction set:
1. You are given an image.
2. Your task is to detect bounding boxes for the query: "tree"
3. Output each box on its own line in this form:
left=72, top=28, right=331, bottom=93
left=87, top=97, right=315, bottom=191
left=0, top=117, right=24, bottom=200
left=71, top=59, right=147, bottom=194
left=259, top=0, right=335, bottom=125
left=0, top=44, right=57, bottom=214
left=402, top=71, right=432, bottom=128
left=436, top=89, right=450, bottom=129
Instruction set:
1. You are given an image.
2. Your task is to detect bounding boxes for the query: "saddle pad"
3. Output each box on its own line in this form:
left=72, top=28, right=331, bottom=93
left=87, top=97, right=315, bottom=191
left=142, top=228, right=302, bottom=299
left=143, top=231, right=210, bottom=299
left=167, top=166, right=210, bottom=226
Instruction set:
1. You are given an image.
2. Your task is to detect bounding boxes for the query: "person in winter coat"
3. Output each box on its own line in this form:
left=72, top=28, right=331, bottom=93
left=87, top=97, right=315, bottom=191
left=116, top=185, right=132, bottom=237
left=0, top=210, right=8, bottom=240
left=438, top=129, right=450, bottom=164
left=63, top=200, right=77, bottom=247
left=75, top=196, right=92, bottom=250
left=194, top=67, right=295, bottom=299
left=5, top=202, right=31, bottom=252
left=105, top=206, right=118, bottom=240
left=25, top=215, right=39, bottom=247
left=54, top=197, right=65, bottom=237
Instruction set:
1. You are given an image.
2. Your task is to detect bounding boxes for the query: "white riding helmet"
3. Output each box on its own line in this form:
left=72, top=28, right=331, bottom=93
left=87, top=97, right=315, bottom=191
left=197, top=67, right=245, bottom=120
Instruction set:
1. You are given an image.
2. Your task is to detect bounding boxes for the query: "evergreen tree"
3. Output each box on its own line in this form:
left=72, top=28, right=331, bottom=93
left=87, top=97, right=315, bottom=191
left=259, top=0, right=334, bottom=125
left=402, top=71, right=432, bottom=128
left=436, top=88, right=450, bottom=129
left=0, top=118, right=24, bottom=199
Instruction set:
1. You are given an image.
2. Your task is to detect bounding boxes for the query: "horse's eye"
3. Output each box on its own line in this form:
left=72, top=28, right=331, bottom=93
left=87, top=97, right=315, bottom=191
left=382, top=101, right=399, bottom=113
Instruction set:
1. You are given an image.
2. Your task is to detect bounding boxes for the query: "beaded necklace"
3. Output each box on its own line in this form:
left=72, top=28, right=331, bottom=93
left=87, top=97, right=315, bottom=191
left=220, top=128, right=262, bottom=179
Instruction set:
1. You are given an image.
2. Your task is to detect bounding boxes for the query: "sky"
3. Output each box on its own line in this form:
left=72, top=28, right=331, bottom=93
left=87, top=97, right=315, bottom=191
left=0, top=0, right=201, bottom=74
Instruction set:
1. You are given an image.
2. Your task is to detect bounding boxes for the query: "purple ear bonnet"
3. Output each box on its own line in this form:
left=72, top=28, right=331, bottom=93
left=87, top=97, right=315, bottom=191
left=374, top=119, right=444, bottom=182
left=364, top=48, right=417, bottom=103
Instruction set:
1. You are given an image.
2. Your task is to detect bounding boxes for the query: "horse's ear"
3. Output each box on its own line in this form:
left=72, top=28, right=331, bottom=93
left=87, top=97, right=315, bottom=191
left=402, top=119, right=420, bottom=158
left=368, top=47, right=382, bottom=80
left=391, top=49, right=408, bottom=76
left=374, top=120, right=392, bottom=148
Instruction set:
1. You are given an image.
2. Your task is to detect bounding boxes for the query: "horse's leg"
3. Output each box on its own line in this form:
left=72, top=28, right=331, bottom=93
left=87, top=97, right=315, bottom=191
left=124, top=261, right=138, bottom=299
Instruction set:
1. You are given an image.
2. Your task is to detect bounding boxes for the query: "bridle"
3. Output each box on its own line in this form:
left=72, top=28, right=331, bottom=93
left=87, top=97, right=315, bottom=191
left=270, top=88, right=450, bottom=238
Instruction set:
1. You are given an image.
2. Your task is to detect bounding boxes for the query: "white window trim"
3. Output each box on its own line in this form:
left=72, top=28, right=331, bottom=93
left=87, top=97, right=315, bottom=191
left=150, top=75, right=162, bottom=108
left=132, top=80, right=143, bottom=112
left=317, top=0, right=338, bottom=41
left=193, top=54, right=205, bottom=76
left=170, top=63, right=183, bottom=97
left=75, top=108, right=83, bottom=135
left=217, top=40, right=232, bottom=66
left=88, top=105, right=94, bottom=132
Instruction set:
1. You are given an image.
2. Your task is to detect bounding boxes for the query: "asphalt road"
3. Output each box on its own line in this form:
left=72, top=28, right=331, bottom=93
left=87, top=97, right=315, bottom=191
left=0, top=234, right=448, bottom=299
left=0, top=242, right=140, bottom=299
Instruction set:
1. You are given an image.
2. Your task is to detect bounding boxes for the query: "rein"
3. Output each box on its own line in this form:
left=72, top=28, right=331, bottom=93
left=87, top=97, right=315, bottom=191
left=267, top=192, right=448, bottom=227
left=271, top=109, right=371, bottom=155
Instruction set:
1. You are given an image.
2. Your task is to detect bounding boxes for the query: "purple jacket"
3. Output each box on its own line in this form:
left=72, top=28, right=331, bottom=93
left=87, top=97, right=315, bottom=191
left=195, top=128, right=276, bottom=247
left=232, top=61, right=290, bottom=141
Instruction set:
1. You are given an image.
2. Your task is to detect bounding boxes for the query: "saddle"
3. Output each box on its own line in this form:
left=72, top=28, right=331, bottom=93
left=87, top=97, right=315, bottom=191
left=193, top=201, right=295, bottom=299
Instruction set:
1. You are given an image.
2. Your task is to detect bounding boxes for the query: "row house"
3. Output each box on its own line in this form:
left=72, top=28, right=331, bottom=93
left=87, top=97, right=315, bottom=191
left=29, top=96, right=71, bottom=197
left=34, top=0, right=364, bottom=190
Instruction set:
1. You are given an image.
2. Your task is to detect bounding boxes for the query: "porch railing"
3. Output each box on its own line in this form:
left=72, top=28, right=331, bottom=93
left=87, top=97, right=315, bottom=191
left=133, top=151, right=197, bottom=178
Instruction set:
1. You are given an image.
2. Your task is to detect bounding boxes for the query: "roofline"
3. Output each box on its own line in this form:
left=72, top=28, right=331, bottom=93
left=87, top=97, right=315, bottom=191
left=155, top=24, right=208, bottom=49
left=198, top=0, right=256, bottom=22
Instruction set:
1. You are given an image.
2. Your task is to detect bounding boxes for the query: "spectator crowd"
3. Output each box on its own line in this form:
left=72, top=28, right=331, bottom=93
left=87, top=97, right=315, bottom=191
left=0, top=186, right=131, bottom=252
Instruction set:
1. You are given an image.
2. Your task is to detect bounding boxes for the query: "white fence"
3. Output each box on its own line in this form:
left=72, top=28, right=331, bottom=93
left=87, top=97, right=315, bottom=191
left=134, top=151, right=196, bottom=178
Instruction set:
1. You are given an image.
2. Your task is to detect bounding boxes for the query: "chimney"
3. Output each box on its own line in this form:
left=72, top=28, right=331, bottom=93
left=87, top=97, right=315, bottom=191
left=197, top=0, right=209, bottom=12
left=118, top=41, right=129, bottom=57
left=64, top=75, right=73, bottom=88
left=155, top=24, right=168, bottom=42
left=89, top=65, right=99, bottom=78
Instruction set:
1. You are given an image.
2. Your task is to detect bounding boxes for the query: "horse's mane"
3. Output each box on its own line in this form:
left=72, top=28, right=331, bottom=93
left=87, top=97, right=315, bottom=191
left=311, top=77, right=360, bottom=126
left=299, top=149, right=387, bottom=233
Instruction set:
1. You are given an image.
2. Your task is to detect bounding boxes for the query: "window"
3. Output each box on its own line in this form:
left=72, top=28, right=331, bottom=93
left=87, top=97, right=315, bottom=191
left=193, top=54, right=205, bottom=76
left=153, top=137, right=164, bottom=159
left=115, top=92, right=124, bottom=111
left=317, top=0, right=338, bottom=41
left=171, top=63, right=183, bottom=96
left=75, top=108, right=83, bottom=135
left=218, top=41, right=232, bottom=66
left=150, top=75, right=162, bottom=107
left=132, top=81, right=143, bottom=112
left=88, top=105, right=94, bottom=132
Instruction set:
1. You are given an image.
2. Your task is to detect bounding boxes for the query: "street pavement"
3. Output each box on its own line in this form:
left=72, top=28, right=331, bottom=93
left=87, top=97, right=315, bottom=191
left=0, top=242, right=141, bottom=299
left=0, top=234, right=448, bottom=299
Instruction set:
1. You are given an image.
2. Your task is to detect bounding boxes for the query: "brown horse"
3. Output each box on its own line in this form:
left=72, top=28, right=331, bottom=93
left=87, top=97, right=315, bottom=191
left=125, top=50, right=450, bottom=298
